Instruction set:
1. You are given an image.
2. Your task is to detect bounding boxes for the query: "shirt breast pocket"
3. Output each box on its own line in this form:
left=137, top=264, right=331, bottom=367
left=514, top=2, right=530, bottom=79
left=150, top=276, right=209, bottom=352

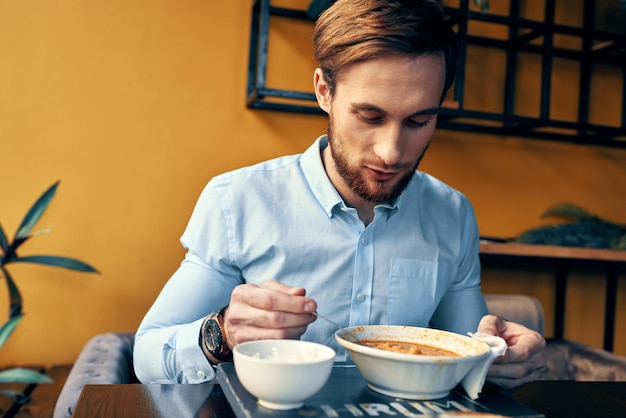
left=387, top=258, right=449, bottom=326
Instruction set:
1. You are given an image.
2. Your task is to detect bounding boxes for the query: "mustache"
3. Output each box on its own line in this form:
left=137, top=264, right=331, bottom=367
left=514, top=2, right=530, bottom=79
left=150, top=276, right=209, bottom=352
left=364, top=143, right=429, bottom=172
left=365, top=161, right=411, bottom=171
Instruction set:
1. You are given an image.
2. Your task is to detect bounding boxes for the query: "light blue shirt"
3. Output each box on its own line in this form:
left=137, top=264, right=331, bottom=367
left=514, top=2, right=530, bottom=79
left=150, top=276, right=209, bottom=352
left=134, top=136, right=488, bottom=384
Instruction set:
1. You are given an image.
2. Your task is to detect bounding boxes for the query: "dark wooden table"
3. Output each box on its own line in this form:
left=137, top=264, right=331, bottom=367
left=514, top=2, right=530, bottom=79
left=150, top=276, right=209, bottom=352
left=514, top=381, right=626, bottom=418
left=71, top=382, right=235, bottom=418
left=71, top=380, right=626, bottom=418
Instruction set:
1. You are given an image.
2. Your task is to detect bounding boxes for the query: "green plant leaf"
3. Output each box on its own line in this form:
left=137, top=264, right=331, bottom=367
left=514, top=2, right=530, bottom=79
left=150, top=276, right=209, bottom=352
left=0, top=223, right=8, bottom=254
left=541, top=203, right=592, bottom=222
left=0, top=368, right=53, bottom=384
left=9, top=255, right=99, bottom=273
left=0, top=315, right=22, bottom=350
left=14, top=181, right=60, bottom=240
left=1, top=267, right=23, bottom=319
left=0, top=388, right=26, bottom=401
left=473, top=0, right=489, bottom=12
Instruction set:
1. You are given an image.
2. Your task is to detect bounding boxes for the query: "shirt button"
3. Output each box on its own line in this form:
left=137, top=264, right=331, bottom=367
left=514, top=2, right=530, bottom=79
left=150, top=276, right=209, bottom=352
left=197, top=370, right=206, bottom=379
left=356, top=293, right=365, bottom=302
left=361, top=236, right=369, bottom=245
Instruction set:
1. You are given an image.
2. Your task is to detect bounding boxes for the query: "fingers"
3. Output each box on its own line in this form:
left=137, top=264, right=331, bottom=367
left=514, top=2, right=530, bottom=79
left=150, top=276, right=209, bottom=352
left=261, top=279, right=308, bottom=297
left=479, top=315, right=546, bottom=356
left=497, top=330, right=546, bottom=364
left=488, top=341, right=547, bottom=376
left=487, top=349, right=547, bottom=389
left=237, top=280, right=316, bottom=314
left=225, top=280, right=317, bottom=346
left=477, top=314, right=506, bottom=337
left=226, top=317, right=311, bottom=345
left=478, top=314, right=547, bottom=389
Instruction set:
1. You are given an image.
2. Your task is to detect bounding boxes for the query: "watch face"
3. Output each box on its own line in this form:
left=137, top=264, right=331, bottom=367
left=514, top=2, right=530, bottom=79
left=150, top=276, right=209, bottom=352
left=205, top=319, right=223, bottom=353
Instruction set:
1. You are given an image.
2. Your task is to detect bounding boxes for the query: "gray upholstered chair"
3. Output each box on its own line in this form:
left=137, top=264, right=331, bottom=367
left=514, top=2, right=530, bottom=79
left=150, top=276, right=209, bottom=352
left=483, top=293, right=626, bottom=381
left=484, top=293, right=545, bottom=335
left=53, top=294, right=626, bottom=417
left=53, top=332, right=137, bottom=418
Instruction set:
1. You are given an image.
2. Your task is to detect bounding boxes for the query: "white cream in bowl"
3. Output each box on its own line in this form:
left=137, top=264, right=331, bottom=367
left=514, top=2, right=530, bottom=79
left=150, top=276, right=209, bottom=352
left=233, top=339, right=336, bottom=410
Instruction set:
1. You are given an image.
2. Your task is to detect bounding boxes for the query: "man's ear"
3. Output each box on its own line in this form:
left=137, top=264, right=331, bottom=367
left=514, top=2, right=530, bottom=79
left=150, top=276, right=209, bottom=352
left=314, top=68, right=332, bottom=114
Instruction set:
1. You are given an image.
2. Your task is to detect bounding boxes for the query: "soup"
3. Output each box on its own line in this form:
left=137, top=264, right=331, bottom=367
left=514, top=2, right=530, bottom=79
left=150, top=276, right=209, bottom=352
left=362, top=340, right=460, bottom=357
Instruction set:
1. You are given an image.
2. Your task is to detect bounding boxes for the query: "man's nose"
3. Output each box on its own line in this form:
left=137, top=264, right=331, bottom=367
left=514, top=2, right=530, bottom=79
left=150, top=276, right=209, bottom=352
left=373, top=124, right=403, bottom=166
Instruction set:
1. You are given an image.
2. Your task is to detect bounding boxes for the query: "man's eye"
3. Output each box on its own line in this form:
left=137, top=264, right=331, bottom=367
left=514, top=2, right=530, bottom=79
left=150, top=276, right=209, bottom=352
left=358, top=112, right=383, bottom=123
left=406, top=119, right=430, bottom=128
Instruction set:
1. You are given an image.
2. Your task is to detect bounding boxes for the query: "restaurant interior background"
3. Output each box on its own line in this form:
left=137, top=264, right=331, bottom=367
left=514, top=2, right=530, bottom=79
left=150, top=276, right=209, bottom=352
left=1, top=0, right=625, bottom=368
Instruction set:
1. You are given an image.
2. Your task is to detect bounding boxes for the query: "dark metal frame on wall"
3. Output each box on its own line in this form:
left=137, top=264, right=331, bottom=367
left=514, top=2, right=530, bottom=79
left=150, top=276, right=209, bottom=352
left=247, top=0, right=626, bottom=147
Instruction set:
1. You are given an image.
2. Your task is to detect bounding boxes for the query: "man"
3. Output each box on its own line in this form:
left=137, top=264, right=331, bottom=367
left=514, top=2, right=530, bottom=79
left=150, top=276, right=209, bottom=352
left=134, top=0, right=546, bottom=388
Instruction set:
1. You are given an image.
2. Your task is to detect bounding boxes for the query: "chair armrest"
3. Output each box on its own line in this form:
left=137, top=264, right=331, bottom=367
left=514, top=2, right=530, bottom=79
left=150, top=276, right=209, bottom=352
left=53, top=332, right=136, bottom=418
left=484, top=294, right=545, bottom=335
left=540, top=338, right=626, bottom=381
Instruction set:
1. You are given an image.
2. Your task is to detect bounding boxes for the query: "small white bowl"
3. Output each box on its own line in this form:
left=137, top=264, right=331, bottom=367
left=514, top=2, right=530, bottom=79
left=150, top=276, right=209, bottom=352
left=336, top=325, right=494, bottom=400
left=233, top=339, right=336, bottom=410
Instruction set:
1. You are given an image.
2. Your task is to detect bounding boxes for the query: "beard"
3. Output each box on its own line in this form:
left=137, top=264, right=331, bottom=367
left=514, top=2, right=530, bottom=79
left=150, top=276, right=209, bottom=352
left=327, top=118, right=428, bottom=204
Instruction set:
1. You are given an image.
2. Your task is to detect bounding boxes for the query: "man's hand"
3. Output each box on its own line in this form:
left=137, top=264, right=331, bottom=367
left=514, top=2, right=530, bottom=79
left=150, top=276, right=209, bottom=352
left=478, top=314, right=547, bottom=389
left=223, top=280, right=317, bottom=349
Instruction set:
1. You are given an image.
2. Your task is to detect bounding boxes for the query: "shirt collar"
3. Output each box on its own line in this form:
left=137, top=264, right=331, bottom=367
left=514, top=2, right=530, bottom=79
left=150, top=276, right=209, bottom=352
left=301, top=135, right=345, bottom=217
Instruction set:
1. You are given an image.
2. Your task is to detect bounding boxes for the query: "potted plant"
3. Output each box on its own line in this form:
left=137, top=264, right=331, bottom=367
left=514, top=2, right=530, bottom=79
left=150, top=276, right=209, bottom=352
left=0, top=181, right=98, bottom=407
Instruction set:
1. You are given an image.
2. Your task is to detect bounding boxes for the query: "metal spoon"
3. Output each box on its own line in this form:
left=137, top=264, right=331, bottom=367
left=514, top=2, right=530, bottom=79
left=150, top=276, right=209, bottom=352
left=313, top=311, right=362, bottom=344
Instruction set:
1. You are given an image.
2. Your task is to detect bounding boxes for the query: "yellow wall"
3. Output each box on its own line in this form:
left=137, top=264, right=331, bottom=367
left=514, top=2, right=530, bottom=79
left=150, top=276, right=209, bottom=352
left=1, top=0, right=625, bottom=366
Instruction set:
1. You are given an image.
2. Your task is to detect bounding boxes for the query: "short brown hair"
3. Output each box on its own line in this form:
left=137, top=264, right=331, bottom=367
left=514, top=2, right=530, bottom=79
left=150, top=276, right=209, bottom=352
left=313, top=0, right=457, bottom=103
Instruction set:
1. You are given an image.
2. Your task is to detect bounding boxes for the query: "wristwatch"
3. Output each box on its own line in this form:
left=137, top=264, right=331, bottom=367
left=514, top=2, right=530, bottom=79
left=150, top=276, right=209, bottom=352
left=201, top=306, right=232, bottom=362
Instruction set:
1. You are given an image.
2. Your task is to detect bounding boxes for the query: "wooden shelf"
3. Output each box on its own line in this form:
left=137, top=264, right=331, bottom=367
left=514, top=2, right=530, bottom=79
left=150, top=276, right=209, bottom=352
left=479, top=241, right=625, bottom=351
left=480, top=241, right=626, bottom=263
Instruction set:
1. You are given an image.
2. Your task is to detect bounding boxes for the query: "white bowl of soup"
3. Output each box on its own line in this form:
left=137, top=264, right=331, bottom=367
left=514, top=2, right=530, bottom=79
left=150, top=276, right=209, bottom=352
left=335, top=325, right=496, bottom=400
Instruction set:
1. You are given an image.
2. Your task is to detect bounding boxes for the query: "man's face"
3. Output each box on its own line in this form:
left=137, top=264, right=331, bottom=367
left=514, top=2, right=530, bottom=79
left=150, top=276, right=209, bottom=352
left=314, top=54, right=445, bottom=207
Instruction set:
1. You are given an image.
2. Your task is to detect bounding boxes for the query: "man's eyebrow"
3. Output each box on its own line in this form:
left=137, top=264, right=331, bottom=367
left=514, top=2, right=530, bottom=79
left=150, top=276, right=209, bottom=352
left=351, top=102, right=441, bottom=117
left=351, top=102, right=382, bottom=112
left=409, top=107, right=441, bottom=117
